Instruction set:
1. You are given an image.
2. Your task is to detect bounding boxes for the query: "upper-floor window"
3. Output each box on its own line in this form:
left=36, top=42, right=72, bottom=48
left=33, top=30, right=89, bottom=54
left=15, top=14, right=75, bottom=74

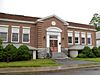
left=22, top=27, right=30, bottom=43
left=81, top=32, right=86, bottom=45
left=0, top=26, right=8, bottom=42
left=11, top=26, right=19, bottom=42
left=68, top=31, right=73, bottom=45
left=87, top=33, right=92, bottom=45
left=75, top=31, right=80, bottom=44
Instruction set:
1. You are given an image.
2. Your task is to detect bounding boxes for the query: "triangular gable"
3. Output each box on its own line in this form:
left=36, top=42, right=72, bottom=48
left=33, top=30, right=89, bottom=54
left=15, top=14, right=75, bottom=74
left=37, top=15, right=69, bottom=25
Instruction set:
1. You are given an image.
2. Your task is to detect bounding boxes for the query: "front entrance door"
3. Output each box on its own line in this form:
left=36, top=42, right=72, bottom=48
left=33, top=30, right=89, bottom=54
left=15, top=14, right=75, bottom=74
left=50, top=40, right=58, bottom=52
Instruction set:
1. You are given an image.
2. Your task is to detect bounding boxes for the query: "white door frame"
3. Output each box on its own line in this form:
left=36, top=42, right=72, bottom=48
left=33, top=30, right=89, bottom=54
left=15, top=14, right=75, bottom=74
left=46, top=27, right=62, bottom=52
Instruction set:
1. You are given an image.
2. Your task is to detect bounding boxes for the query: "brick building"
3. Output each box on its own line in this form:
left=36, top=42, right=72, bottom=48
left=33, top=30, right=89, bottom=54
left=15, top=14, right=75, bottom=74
left=0, top=13, right=96, bottom=59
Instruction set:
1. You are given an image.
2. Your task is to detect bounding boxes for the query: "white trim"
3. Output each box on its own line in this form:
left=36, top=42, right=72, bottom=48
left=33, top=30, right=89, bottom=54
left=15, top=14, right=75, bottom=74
left=87, top=33, right=92, bottom=45
left=0, top=25, right=9, bottom=27
left=46, top=27, right=62, bottom=52
left=0, top=18, right=35, bottom=24
left=37, top=15, right=69, bottom=25
left=68, top=26, right=96, bottom=31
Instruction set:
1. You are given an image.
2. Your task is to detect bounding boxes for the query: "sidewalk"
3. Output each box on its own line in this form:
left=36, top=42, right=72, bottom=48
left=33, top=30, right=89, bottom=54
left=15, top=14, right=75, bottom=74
left=0, top=62, right=100, bottom=74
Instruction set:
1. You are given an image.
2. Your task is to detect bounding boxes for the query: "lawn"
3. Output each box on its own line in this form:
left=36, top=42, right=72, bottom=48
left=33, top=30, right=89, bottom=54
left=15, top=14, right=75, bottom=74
left=73, top=58, right=100, bottom=62
left=0, top=59, right=59, bottom=68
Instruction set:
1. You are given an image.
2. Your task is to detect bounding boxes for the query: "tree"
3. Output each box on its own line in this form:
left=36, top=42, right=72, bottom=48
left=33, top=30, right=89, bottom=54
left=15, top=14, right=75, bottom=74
left=17, top=45, right=31, bottom=61
left=90, top=13, right=100, bottom=31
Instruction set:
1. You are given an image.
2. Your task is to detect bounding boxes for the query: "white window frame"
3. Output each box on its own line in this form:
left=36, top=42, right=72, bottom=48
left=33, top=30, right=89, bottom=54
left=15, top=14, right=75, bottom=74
left=22, top=27, right=30, bottom=43
left=0, top=25, right=8, bottom=42
left=87, top=33, right=92, bottom=45
left=81, top=32, right=86, bottom=45
left=11, top=26, right=19, bottom=43
left=68, top=31, right=73, bottom=45
left=75, top=31, right=80, bottom=44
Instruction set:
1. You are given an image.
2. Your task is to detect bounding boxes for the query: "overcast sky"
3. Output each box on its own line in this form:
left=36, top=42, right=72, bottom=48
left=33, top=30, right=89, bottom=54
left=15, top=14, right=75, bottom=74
left=0, top=0, right=100, bottom=24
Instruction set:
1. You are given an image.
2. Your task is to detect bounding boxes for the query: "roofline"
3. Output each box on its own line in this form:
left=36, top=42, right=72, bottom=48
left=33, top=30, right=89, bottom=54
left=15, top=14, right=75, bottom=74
left=68, top=26, right=96, bottom=31
left=0, top=18, right=35, bottom=24
left=37, top=15, right=69, bottom=25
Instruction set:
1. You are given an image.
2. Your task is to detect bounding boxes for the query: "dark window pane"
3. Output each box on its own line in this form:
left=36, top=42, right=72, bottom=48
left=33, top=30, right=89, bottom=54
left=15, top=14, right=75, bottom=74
left=75, top=37, right=78, bottom=43
left=68, top=37, right=72, bottom=43
left=82, top=38, right=85, bottom=44
left=0, top=32, right=7, bottom=41
left=12, top=33, right=18, bottom=41
left=87, top=38, right=90, bottom=44
left=23, top=34, right=29, bottom=42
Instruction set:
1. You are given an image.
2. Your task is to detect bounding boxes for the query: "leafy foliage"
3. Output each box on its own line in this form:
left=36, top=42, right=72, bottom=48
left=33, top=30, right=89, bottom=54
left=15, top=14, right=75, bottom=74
left=17, top=45, right=31, bottom=61
left=92, top=47, right=100, bottom=57
left=3, top=44, right=18, bottom=62
left=90, top=13, right=100, bottom=31
left=78, top=46, right=96, bottom=58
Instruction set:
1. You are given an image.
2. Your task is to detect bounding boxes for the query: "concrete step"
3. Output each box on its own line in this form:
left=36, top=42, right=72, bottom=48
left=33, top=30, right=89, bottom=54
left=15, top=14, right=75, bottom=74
left=52, top=52, right=68, bottom=59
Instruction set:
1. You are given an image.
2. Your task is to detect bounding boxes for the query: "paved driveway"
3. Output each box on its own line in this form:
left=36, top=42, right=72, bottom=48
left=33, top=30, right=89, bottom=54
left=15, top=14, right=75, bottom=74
left=54, top=59, right=95, bottom=65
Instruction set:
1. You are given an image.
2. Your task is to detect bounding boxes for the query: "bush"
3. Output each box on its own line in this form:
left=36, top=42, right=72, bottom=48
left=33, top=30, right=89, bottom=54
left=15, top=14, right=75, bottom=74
left=3, top=44, right=18, bottom=62
left=78, top=46, right=96, bottom=58
left=92, top=47, right=100, bottom=57
left=17, top=45, right=31, bottom=61
left=0, top=38, right=3, bottom=61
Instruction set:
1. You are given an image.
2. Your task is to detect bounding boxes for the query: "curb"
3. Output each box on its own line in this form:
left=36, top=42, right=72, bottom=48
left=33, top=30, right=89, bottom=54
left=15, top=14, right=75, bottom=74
left=0, top=63, right=100, bottom=74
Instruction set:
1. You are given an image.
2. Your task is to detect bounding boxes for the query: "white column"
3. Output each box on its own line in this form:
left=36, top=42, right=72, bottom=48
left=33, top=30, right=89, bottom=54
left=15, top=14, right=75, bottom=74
left=58, top=34, right=61, bottom=52
left=33, top=51, right=36, bottom=59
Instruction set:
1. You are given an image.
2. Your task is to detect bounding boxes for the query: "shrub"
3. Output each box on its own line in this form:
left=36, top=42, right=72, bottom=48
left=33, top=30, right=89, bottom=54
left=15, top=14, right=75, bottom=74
left=17, top=45, right=31, bottom=61
left=0, top=38, right=3, bottom=61
left=3, top=44, right=17, bottom=62
left=92, top=47, right=100, bottom=57
left=78, top=46, right=96, bottom=58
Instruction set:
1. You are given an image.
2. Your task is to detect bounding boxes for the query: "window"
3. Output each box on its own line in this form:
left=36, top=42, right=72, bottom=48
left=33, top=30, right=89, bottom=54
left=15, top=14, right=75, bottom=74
left=82, top=38, right=85, bottom=44
left=12, top=33, right=18, bottom=41
left=75, top=31, right=80, bottom=44
left=87, top=33, right=92, bottom=45
left=75, top=37, right=78, bottom=43
left=0, top=26, right=8, bottom=42
left=68, top=31, right=73, bottom=44
left=81, top=32, right=86, bottom=44
left=12, top=26, right=19, bottom=42
left=87, top=38, right=91, bottom=44
left=23, top=27, right=30, bottom=43
left=68, top=37, right=72, bottom=43
left=0, top=32, right=7, bottom=41
left=23, top=34, right=29, bottom=42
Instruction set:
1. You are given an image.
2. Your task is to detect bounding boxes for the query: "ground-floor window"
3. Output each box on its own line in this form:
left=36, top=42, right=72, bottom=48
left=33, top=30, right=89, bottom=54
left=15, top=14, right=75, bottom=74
left=0, top=32, right=7, bottom=41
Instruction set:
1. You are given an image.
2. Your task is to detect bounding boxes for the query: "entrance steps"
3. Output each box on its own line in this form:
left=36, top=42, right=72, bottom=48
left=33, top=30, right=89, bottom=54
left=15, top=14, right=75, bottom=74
left=52, top=52, right=68, bottom=59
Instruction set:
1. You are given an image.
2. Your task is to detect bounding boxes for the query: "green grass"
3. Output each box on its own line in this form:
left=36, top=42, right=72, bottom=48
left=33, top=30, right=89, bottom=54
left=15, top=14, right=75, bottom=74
left=73, top=58, right=100, bottom=62
left=0, top=59, right=59, bottom=68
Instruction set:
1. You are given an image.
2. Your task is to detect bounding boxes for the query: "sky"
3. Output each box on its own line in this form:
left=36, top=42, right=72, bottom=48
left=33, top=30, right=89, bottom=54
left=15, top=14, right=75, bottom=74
left=0, top=0, right=100, bottom=24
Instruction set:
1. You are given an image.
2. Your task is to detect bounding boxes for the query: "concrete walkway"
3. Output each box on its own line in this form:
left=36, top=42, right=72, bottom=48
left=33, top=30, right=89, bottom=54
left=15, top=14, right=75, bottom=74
left=0, top=59, right=100, bottom=74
